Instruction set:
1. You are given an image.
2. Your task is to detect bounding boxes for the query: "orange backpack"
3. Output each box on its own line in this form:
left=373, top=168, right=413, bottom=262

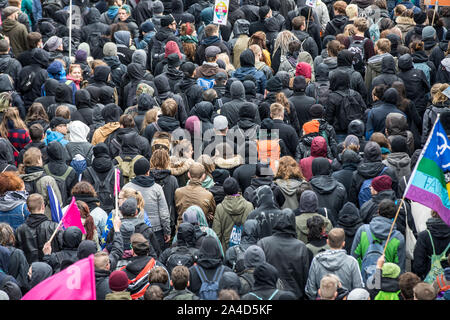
left=120, top=258, right=156, bottom=300
left=256, top=139, right=280, bottom=175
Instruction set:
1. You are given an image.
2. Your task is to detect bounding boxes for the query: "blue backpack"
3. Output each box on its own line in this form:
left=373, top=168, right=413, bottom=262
left=358, top=167, right=388, bottom=208
left=361, top=225, right=387, bottom=282
left=413, top=62, right=431, bottom=85
left=197, top=78, right=215, bottom=91
left=248, top=289, right=279, bottom=300
left=194, top=265, right=225, bottom=300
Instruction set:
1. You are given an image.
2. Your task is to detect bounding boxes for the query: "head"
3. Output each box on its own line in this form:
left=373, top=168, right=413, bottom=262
left=161, top=98, right=178, bottom=117
left=0, top=171, right=25, bottom=195
left=275, top=156, right=305, bottom=180
left=399, top=272, right=421, bottom=300
left=187, top=162, right=205, bottom=183
left=131, top=233, right=150, bottom=256
left=170, top=265, right=190, bottom=290
left=333, top=1, right=347, bottom=15
left=375, top=38, right=391, bottom=54
left=94, top=251, right=110, bottom=271
left=118, top=188, right=145, bottom=212
left=327, top=40, right=344, bottom=58
left=148, top=266, right=168, bottom=285
left=197, top=154, right=215, bottom=177
left=269, top=102, right=284, bottom=120
left=68, top=64, right=82, bottom=81
left=26, top=193, right=45, bottom=214
left=0, top=223, right=15, bottom=247
left=318, top=275, right=339, bottom=300
left=71, top=181, right=97, bottom=199
left=378, top=199, right=396, bottom=219
left=205, top=23, right=219, bottom=38
left=327, top=228, right=345, bottom=250
left=345, top=4, right=358, bottom=19
left=0, top=107, right=26, bottom=139
left=413, top=283, right=436, bottom=300
left=144, top=285, right=164, bottom=300
left=118, top=5, right=131, bottom=22
left=27, top=32, right=43, bottom=49
left=22, top=147, right=43, bottom=169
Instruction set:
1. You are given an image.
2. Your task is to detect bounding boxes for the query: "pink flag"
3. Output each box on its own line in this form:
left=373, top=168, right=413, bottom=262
left=62, top=197, right=86, bottom=234
left=22, top=254, right=96, bottom=300
left=114, top=168, right=121, bottom=195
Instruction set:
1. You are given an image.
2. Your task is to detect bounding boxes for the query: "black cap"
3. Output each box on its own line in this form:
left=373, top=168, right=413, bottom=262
left=161, top=14, right=175, bottom=27
left=50, top=117, right=69, bottom=129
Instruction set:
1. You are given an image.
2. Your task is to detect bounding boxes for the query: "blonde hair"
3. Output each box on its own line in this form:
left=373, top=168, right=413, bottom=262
left=197, top=154, right=215, bottom=177
left=345, top=4, right=358, bottom=19
left=217, top=53, right=235, bottom=73
left=141, top=107, right=160, bottom=134
left=270, top=103, right=284, bottom=118
left=432, top=83, right=450, bottom=105
left=273, top=30, right=298, bottom=57
left=119, top=188, right=145, bottom=211
left=0, top=107, right=27, bottom=139
left=320, top=276, right=338, bottom=300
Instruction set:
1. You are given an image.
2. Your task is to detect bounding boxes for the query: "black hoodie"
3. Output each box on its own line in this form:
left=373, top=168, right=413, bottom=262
left=336, top=202, right=363, bottom=254
left=43, top=226, right=82, bottom=273
left=189, top=101, right=214, bottom=134
left=18, top=48, right=50, bottom=106
left=257, top=209, right=310, bottom=299
left=371, top=55, right=403, bottom=92
left=332, top=149, right=362, bottom=199
left=34, top=79, right=59, bottom=110
left=72, top=89, right=94, bottom=125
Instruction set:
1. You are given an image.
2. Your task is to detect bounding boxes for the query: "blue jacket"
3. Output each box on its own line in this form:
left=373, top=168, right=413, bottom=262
left=0, top=191, right=30, bottom=230
left=232, top=67, right=267, bottom=95
left=366, top=101, right=406, bottom=140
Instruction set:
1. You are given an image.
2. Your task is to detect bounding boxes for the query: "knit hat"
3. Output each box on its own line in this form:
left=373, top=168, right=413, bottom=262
left=77, top=240, right=97, bottom=259
left=78, top=42, right=91, bottom=57
left=161, top=14, right=175, bottom=27
left=299, top=190, right=318, bottom=213
left=44, top=36, right=62, bottom=52
left=2, top=6, right=19, bottom=19
left=103, top=42, right=117, bottom=57
left=347, top=288, right=370, bottom=300
left=164, top=40, right=182, bottom=59
left=120, top=197, right=138, bottom=217
left=50, top=117, right=69, bottom=129
left=152, top=0, right=164, bottom=14
left=259, top=5, right=271, bottom=20
left=309, top=104, right=324, bottom=118
left=75, top=49, right=87, bottom=62
left=244, top=245, right=266, bottom=269
left=371, top=175, right=392, bottom=192
left=47, top=60, right=63, bottom=75
left=141, top=20, right=155, bottom=33
left=265, top=76, right=283, bottom=92
left=344, top=134, right=360, bottom=148
left=413, top=10, right=427, bottom=25
left=295, top=62, right=312, bottom=79
left=223, top=177, right=240, bottom=195
left=133, top=157, right=150, bottom=176
left=213, top=115, right=228, bottom=130
left=185, top=115, right=201, bottom=135
left=422, top=26, right=436, bottom=40
left=382, top=262, right=401, bottom=279
left=302, top=120, right=320, bottom=135
left=390, top=135, right=408, bottom=153
left=205, top=45, right=221, bottom=58
left=109, top=270, right=129, bottom=292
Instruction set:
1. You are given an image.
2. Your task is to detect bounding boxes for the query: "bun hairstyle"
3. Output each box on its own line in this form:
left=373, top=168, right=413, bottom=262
left=409, top=40, right=424, bottom=52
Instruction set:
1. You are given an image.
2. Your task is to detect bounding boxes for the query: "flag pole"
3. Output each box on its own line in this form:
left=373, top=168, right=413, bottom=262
left=69, top=0, right=72, bottom=59
left=432, top=0, right=438, bottom=26
left=383, top=115, right=441, bottom=255
left=114, top=168, right=119, bottom=220
left=306, top=7, right=311, bottom=31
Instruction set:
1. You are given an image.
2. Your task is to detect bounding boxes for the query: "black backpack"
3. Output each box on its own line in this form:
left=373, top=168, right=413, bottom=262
left=86, top=166, right=115, bottom=213
left=335, top=89, right=364, bottom=130
left=150, top=38, right=166, bottom=72
left=312, top=81, right=331, bottom=106
left=19, top=71, right=36, bottom=93
left=165, top=246, right=197, bottom=275
left=348, top=37, right=368, bottom=74
left=87, top=31, right=103, bottom=60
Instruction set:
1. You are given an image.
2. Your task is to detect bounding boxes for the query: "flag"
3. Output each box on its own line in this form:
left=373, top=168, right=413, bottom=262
left=114, top=168, right=121, bottom=196
left=405, top=118, right=450, bottom=226
left=47, top=184, right=64, bottom=223
left=62, top=196, right=87, bottom=234
left=22, top=254, right=96, bottom=300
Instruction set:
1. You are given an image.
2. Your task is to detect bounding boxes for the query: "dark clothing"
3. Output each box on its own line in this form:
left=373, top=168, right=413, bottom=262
left=289, top=92, right=316, bottom=130
left=244, top=177, right=286, bottom=210
left=271, top=119, right=299, bottom=157
left=336, top=202, right=364, bottom=254
left=42, top=227, right=82, bottom=273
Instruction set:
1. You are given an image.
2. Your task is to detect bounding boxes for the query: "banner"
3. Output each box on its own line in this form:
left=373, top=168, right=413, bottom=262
left=306, top=0, right=317, bottom=7
left=213, top=0, right=229, bottom=25
left=22, top=255, right=96, bottom=300
left=62, top=197, right=87, bottom=234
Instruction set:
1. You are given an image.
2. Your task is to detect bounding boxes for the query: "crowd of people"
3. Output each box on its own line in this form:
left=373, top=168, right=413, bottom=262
left=0, top=0, right=448, bottom=301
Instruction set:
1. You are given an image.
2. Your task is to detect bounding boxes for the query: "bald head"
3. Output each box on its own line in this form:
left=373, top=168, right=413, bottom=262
left=188, top=162, right=206, bottom=182
left=327, top=228, right=345, bottom=249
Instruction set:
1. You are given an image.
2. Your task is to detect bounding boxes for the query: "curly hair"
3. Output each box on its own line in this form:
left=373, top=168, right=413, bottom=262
left=275, top=156, right=305, bottom=180
left=150, top=148, right=170, bottom=170
left=0, top=172, right=24, bottom=195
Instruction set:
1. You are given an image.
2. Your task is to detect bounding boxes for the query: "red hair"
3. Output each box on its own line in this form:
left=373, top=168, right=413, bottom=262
left=76, top=200, right=95, bottom=241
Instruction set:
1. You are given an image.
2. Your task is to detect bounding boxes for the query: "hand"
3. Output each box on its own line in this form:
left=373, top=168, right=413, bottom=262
left=113, top=215, right=122, bottom=232
left=207, top=213, right=214, bottom=222
left=164, top=234, right=171, bottom=243
left=376, top=255, right=385, bottom=269
left=43, top=241, right=52, bottom=255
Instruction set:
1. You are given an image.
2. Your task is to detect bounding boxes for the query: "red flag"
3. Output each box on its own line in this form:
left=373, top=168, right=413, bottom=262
left=22, top=255, right=96, bottom=300
left=62, top=196, right=86, bottom=234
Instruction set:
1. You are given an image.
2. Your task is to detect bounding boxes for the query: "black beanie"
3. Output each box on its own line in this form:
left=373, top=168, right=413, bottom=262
left=390, top=135, right=408, bottom=153
left=133, top=157, right=150, bottom=176
left=223, top=177, right=240, bottom=195
left=309, top=104, right=324, bottom=118
left=265, top=76, right=283, bottom=92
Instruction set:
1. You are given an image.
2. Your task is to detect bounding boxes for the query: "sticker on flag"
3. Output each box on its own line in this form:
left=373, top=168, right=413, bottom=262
left=306, top=0, right=317, bottom=7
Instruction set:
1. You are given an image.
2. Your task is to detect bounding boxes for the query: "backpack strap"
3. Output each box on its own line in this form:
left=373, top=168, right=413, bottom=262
left=212, top=265, right=225, bottom=283
left=87, top=167, right=100, bottom=187
left=268, top=289, right=279, bottom=300
left=115, top=156, right=123, bottom=166
left=152, top=122, right=162, bottom=132
left=248, top=292, right=263, bottom=300
left=426, top=230, right=436, bottom=255
left=128, top=258, right=156, bottom=284
left=194, top=264, right=208, bottom=283
left=437, top=274, right=450, bottom=292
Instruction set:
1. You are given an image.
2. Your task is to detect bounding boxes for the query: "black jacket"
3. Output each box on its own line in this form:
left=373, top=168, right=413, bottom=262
left=144, top=115, right=182, bottom=144
left=18, top=48, right=49, bottom=107
left=257, top=209, right=310, bottom=299
left=72, top=89, right=94, bottom=125
left=336, top=202, right=363, bottom=254
left=271, top=119, right=299, bottom=157
left=0, top=54, right=22, bottom=89
left=174, top=77, right=204, bottom=112
left=105, top=127, right=151, bottom=160
left=244, top=177, right=286, bottom=211
left=413, top=218, right=450, bottom=280
left=331, top=150, right=361, bottom=199
left=150, top=169, right=179, bottom=230
left=289, top=91, right=316, bottom=130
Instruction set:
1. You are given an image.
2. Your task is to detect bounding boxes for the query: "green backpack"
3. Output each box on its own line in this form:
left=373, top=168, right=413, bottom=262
left=424, top=230, right=450, bottom=284
left=114, top=155, right=143, bottom=185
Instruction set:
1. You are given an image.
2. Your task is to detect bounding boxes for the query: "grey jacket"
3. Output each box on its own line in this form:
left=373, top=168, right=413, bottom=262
left=123, top=181, right=171, bottom=235
left=305, top=249, right=364, bottom=299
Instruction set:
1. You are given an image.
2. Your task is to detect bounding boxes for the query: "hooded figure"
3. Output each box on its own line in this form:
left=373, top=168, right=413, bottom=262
left=72, top=89, right=94, bottom=125
left=0, top=140, right=16, bottom=172
left=349, top=141, right=399, bottom=207
left=299, top=136, right=331, bottom=181
left=188, top=235, right=232, bottom=296
left=370, top=55, right=404, bottom=100
left=153, top=74, right=187, bottom=126
left=220, top=80, right=246, bottom=128
left=34, top=78, right=59, bottom=112
left=397, top=54, right=430, bottom=116
left=257, top=209, right=310, bottom=299
left=43, top=226, right=83, bottom=273
left=66, top=120, right=93, bottom=167
left=332, top=149, right=362, bottom=199
left=229, top=19, right=251, bottom=69
left=114, top=30, right=134, bottom=65
left=91, top=103, right=122, bottom=146
left=336, top=202, right=364, bottom=254
left=310, top=157, right=347, bottom=227
left=232, top=49, right=267, bottom=94
left=189, top=101, right=214, bottom=135
left=28, top=262, right=53, bottom=290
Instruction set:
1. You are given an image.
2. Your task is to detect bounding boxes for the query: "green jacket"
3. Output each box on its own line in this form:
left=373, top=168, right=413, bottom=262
left=105, top=291, right=132, bottom=300
left=212, top=195, right=253, bottom=252
left=295, top=212, right=333, bottom=244
left=350, top=216, right=405, bottom=272
left=163, top=289, right=199, bottom=300
left=2, top=19, right=28, bottom=57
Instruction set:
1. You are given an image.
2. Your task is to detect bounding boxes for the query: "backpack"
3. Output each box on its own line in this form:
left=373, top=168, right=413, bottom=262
left=312, top=81, right=330, bottom=106
left=120, top=257, right=156, bottom=300
left=69, top=154, right=87, bottom=181
left=228, top=214, right=243, bottom=249
left=248, top=289, right=279, bottom=300
left=256, top=139, right=280, bottom=175
left=255, top=211, right=276, bottom=239
left=424, top=230, right=450, bottom=284
left=150, top=38, right=166, bottom=72
left=435, top=274, right=450, bottom=298
left=335, top=89, right=365, bottom=130
left=114, top=155, right=144, bottom=185
left=197, top=78, right=215, bottom=91
left=86, top=166, right=115, bottom=213
left=19, top=71, right=36, bottom=93
left=369, top=18, right=383, bottom=43
left=194, top=264, right=225, bottom=300
left=165, top=247, right=197, bottom=275
left=413, top=62, right=431, bottom=86
left=348, top=37, right=368, bottom=74
left=328, top=20, right=345, bottom=35
left=358, top=167, right=388, bottom=208
left=42, top=0, right=63, bottom=18
left=43, top=164, right=73, bottom=206
left=361, top=225, right=387, bottom=282
left=229, top=245, right=245, bottom=273
left=87, top=31, right=103, bottom=60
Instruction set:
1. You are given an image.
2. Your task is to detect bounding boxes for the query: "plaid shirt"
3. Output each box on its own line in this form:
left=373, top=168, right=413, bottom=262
left=8, top=128, right=31, bottom=166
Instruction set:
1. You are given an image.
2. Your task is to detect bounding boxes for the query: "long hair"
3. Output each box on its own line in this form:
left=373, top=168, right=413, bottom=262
left=276, top=91, right=291, bottom=114
left=391, top=81, right=411, bottom=113
left=432, top=83, right=450, bottom=105
left=76, top=200, right=95, bottom=241
left=0, top=107, right=27, bottom=139
left=141, top=107, right=160, bottom=134
left=150, top=148, right=170, bottom=170
left=26, top=102, right=49, bottom=123
left=273, top=31, right=298, bottom=57
left=275, top=156, right=305, bottom=180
